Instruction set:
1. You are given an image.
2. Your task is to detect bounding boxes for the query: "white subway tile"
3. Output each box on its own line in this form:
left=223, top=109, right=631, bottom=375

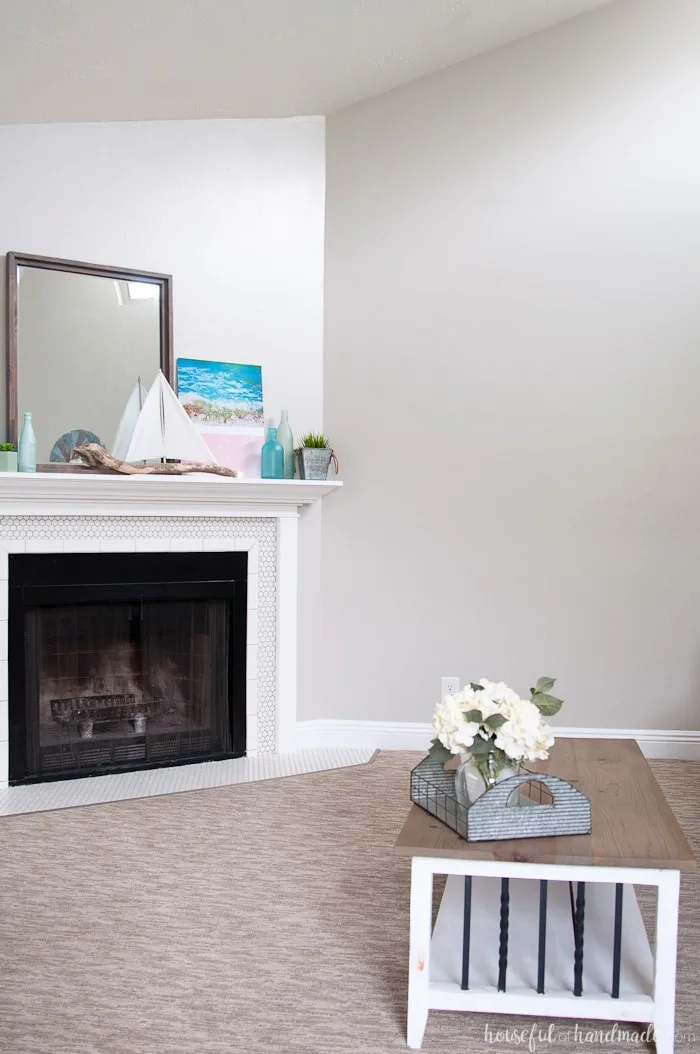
left=136, top=538, right=170, bottom=552
left=170, top=538, right=202, bottom=552
left=0, top=620, right=7, bottom=662
left=100, top=539, right=136, bottom=552
left=0, top=660, right=7, bottom=702
left=1, top=541, right=26, bottom=554
left=0, top=703, right=7, bottom=741
left=246, top=679, right=258, bottom=715
left=0, top=590, right=7, bottom=621
left=0, top=550, right=7, bottom=580
left=202, top=538, right=235, bottom=552
left=0, top=740, right=8, bottom=784
left=245, top=544, right=259, bottom=575
left=246, top=714, right=258, bottom=753
left=247, top=573, right=258, bottom=609
left=246, top=644, right=258, bottom=680
left=25, top=539, right=63, bottom=554
left=235, top=537, right=254, bottom=552
left=65, top=538, right=100, bottom=552
left=246, top=607, right=258, bottom=646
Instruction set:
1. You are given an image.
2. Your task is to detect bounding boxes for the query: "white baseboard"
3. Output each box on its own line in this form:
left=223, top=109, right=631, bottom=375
left=295, top=720, right=700, bottom=760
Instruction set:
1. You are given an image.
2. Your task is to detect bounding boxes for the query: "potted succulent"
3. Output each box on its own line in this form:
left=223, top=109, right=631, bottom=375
left=295, top=433, right=337, bottom=481
left=0, top=442, right=18, bottom=472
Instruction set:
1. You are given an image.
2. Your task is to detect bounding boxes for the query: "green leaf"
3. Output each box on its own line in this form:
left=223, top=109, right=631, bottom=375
left=535, top=676, right=556, bottom=695
left=428, top=738, right=453, bottom=764
left=532, top=693, right=563, bottom=717
left=469, top=682, right=485, bottom=692
left=463, top=709, right=483, bottom=724
left=469, top=736, right=494, bottom=758
left=484, top=713, right=507, bottom=731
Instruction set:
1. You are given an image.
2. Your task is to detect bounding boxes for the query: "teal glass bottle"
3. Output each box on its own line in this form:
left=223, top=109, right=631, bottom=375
left=18, top=412, right=37, bottom=473
left=276, top=409, right=294, bottom=480
left=261, top=427, right=284, bottom=479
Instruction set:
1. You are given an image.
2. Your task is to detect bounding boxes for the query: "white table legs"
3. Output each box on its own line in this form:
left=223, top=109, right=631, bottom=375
left=407, top=858, right=433, bottom=1049
left=405, top=857, right=682, bottom=1053
left=652, top=870, right=680, bottom=1054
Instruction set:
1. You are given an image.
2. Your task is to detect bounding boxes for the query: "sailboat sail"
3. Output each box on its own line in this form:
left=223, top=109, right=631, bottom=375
left=112, top=378, right=148, bottom=460
left=125, top=371, right=217, bottom=464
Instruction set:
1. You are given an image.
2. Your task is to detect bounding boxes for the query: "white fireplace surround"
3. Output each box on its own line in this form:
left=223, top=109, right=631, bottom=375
left=0, top=472, right=341, bottom=788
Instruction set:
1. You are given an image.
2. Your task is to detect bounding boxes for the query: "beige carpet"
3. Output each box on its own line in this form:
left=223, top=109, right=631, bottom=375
left=1, top=752, right=698, bottom=1054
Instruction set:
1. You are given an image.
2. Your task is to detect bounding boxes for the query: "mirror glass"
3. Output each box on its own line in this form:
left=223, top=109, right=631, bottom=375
left=15, top=264, right=165, bottom=463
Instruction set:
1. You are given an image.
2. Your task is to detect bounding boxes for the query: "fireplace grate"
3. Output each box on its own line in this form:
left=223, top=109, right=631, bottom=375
left=41, top=729, right=215, bottom=773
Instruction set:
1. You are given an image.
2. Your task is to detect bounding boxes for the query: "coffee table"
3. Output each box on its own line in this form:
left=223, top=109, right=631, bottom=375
left=394, top=738, right=696, bottom=1052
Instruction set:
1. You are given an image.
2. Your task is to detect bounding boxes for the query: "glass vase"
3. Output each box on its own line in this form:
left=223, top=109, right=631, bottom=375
left=454, top=754, right=518, bottom=806
left=276, top=410, right=294, bottom=480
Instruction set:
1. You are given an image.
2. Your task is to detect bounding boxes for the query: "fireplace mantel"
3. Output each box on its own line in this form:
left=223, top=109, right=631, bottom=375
left=0, top=471, right=342, bottom=517
left=0, top=472, right=340, bottom=785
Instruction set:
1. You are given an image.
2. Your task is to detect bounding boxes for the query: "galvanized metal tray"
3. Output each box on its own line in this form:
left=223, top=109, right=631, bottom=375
left=410, top=755, right=591, bottom=842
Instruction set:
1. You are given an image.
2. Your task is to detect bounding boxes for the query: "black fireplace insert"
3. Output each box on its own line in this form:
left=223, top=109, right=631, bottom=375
left=8, top=551, right=247, bottom=784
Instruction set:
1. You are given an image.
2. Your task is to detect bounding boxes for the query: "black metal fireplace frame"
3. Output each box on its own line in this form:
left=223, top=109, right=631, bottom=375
left=8, top=551, right=248, bottom=784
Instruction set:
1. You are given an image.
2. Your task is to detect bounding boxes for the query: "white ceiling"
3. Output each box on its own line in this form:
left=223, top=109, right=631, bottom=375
left=0, top=0, right=615, bottom=124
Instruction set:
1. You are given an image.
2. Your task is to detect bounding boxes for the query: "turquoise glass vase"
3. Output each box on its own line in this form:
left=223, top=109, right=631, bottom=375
left=261, top=427, right=284, bottom=479
left=18, top=412, right=37, bottom=473
left=276, top=409, right=294, bottom=479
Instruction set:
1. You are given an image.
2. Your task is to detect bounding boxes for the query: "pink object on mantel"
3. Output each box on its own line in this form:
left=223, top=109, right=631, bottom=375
left=200, top=430, right=264, bottom=478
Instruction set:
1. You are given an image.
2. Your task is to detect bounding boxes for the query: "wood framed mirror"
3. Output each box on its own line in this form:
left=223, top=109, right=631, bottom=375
left=5, top=251, right=173, bottom=468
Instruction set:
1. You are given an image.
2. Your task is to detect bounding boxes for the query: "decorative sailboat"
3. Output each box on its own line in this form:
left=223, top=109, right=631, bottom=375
left=125, top=370, right=217, bottom=464
left=112, top=377, right=148, bottom=460
left=74, top=371, right=238, bottom=475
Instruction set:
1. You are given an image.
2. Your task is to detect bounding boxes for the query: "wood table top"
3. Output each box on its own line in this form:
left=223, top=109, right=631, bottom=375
left=394, top=738, right=697, bottom=870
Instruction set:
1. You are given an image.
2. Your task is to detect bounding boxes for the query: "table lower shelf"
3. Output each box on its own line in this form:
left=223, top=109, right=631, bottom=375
left=430, top=875, right=654, bottom=1017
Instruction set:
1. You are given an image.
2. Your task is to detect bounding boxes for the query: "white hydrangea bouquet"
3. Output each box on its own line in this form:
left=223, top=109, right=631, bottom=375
left=430, top=677, right=563, bottom=803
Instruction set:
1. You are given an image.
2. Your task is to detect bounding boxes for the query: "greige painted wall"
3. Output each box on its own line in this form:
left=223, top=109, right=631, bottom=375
left=321, top=0, right=700, bottom=729
left=0, top=117, right=326, bottom=723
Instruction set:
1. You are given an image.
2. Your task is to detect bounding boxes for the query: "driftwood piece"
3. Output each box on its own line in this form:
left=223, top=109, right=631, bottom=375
left=73, top=444, right=239, bottom=477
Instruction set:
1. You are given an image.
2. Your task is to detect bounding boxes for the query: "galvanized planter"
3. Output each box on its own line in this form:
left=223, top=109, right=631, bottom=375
left=410, top=755, right=591, bottom=843
left=297, top=447, right=332, bottom=480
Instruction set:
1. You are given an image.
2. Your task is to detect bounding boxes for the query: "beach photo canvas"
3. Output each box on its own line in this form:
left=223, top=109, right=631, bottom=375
left=176, top=358, right=265, bottom=476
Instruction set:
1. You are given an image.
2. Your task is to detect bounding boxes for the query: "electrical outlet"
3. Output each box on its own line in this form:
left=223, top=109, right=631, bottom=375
left=441, top=675, right=460, bottom=699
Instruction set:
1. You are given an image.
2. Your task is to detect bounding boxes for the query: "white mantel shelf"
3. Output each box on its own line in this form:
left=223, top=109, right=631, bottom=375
left=0, top=471, right=342, bottom=518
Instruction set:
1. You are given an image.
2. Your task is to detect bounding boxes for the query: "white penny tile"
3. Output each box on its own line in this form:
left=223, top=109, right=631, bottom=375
left=0, top=749, right=375, bottom=817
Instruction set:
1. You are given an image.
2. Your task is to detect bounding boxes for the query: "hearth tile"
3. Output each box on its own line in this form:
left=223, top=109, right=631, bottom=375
left=0, top=749, right=376, bottom=815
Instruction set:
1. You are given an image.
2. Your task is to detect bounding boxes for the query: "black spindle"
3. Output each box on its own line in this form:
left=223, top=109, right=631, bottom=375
left=497, top=877, right=510, bottom=992
left=611, top=884, right=623, bottom=998
left=461, top=876, right=472, bottom=990
left=573, top=882, right=586, bottom=996
left=537, top=880, right=548, bottom=994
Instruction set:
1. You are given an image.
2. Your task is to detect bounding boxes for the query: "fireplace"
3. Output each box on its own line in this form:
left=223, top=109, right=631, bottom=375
left=8, top=551, right=247, bottom=784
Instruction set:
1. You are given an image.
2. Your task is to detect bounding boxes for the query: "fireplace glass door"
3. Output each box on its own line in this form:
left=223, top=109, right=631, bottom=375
left=9, top=551, right=247, bottom=783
